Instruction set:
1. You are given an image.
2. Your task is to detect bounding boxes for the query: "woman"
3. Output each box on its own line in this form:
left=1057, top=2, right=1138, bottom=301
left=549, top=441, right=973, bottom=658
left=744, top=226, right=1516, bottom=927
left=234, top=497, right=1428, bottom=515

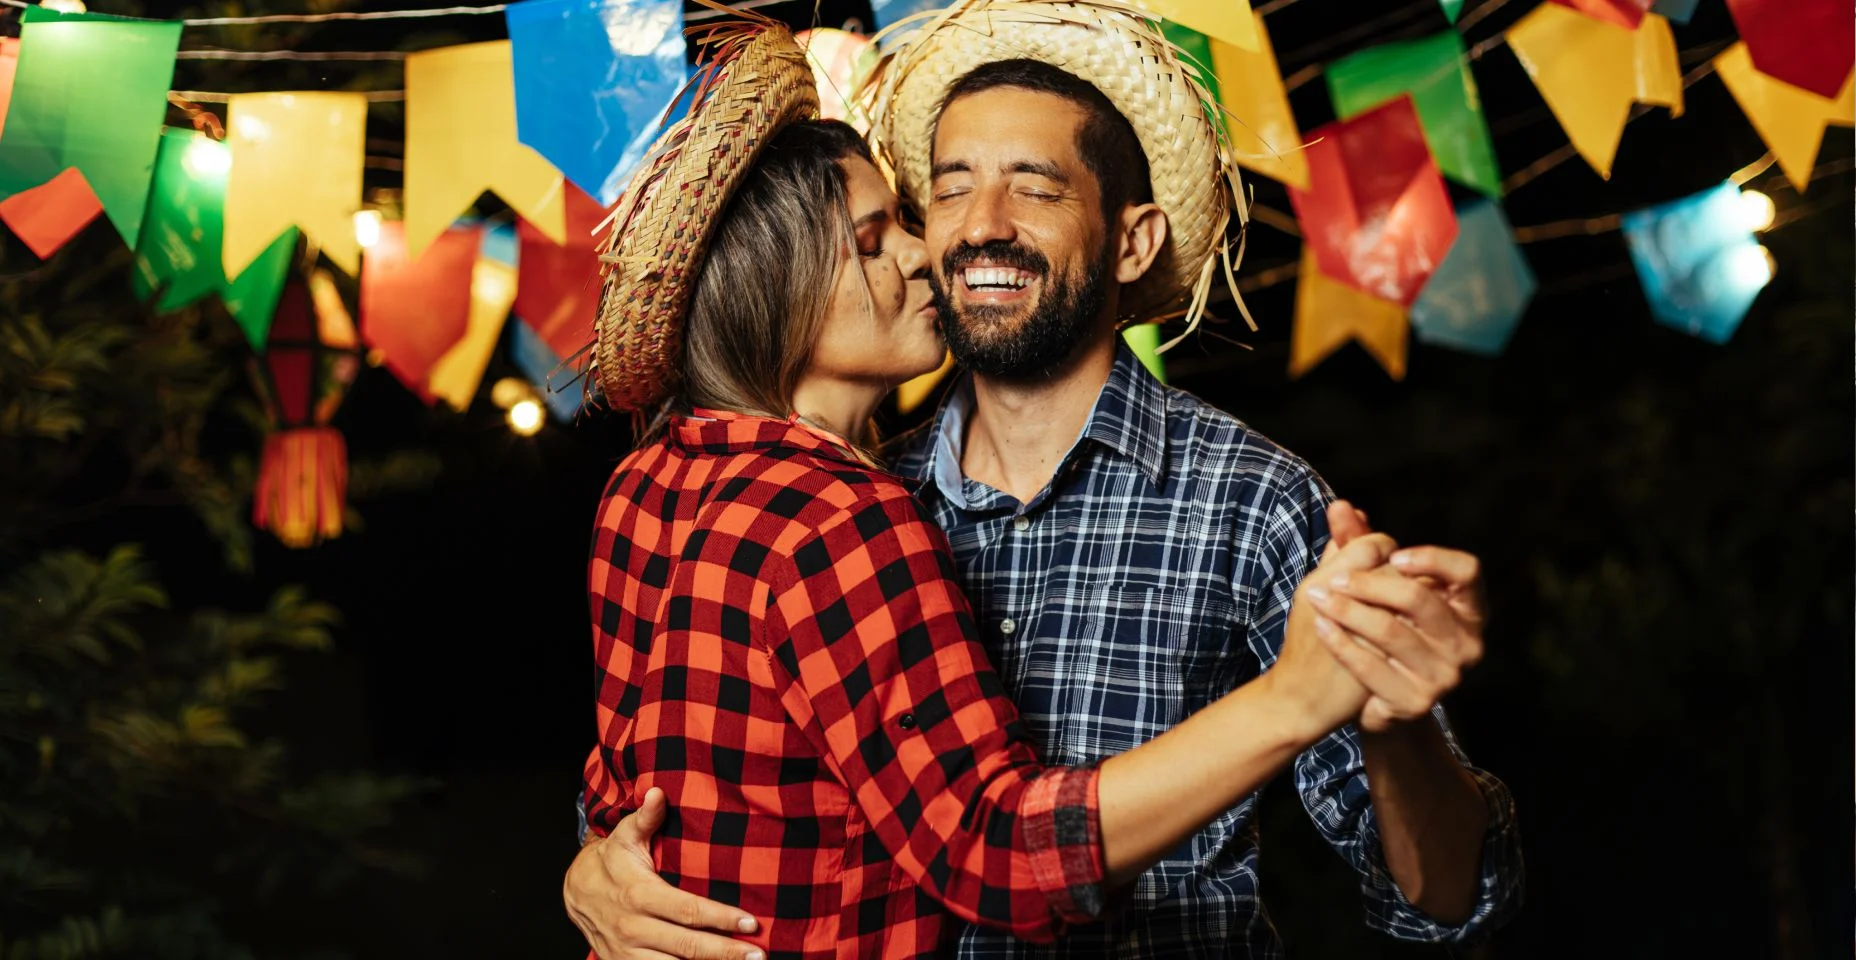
left=576, top=24, right=1381, bottom=959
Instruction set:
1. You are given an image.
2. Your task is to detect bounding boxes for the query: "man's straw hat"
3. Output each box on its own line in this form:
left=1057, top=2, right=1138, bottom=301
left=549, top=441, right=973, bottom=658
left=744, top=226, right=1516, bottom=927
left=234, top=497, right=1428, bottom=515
left=863, top=0, right=1250, bottom=340
left=591, top=20, right=819, bottom=413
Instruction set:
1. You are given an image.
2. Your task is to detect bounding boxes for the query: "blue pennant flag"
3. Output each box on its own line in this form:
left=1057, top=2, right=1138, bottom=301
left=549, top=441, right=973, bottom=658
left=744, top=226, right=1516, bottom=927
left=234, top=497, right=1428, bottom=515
left=510, top=320, right=587, bottom=422
left=1650, top=0, right=1700, bottom=24
left=507, top=0, right=689, bottom=206
left=1409, top=199, right=1536, bottom=356
left=1622, top=182, right=1772, bottom=344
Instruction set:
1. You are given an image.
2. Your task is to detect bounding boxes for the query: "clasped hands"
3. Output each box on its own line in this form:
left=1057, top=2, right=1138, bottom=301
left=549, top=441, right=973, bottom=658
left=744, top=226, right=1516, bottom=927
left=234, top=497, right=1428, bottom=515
left=1272, top=499, right=1486, bottom=736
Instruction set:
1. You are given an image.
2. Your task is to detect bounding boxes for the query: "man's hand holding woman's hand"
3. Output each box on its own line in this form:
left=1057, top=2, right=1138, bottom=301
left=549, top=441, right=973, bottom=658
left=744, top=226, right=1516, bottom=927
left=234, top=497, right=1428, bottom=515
left=1277, top=500, right=1488, bottom=736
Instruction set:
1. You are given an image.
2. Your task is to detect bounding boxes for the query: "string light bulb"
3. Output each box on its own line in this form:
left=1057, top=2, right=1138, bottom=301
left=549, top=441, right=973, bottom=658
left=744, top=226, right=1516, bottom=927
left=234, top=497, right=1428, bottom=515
left=353, top=209, right=382, bottom=249
left=40, top=0, right=87, bottom=12
left=1725, top=244, right=1776, bottom=291
left=507, top=399, right=544, bottom=436
left=1735, top=189, right=1776, bottom=233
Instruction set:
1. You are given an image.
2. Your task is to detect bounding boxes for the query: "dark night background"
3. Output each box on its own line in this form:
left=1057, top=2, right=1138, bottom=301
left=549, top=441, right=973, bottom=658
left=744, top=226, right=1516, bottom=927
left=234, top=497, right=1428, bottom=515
left=5, top=0, right=1851, bottom=956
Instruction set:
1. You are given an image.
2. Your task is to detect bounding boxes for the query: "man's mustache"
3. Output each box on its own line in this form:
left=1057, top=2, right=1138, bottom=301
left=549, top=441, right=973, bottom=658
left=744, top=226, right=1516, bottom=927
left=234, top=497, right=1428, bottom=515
left=940, top=240, right=1050, bottom=279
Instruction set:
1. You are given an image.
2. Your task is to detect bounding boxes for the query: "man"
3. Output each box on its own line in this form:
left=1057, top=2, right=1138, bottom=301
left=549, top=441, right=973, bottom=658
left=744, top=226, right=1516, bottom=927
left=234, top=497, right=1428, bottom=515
left=565, top=4, right=1521, bottom=956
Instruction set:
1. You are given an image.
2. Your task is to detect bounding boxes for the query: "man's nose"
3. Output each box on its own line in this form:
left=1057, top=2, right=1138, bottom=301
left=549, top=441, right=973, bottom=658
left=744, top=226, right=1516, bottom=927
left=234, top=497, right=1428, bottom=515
left=960, top=185, right=1015, bottom=249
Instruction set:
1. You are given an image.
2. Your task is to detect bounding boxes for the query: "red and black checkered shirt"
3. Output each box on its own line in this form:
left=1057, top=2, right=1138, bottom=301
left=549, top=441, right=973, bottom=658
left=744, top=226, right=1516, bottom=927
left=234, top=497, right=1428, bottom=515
left=582, top=410, right=1105, bottom=958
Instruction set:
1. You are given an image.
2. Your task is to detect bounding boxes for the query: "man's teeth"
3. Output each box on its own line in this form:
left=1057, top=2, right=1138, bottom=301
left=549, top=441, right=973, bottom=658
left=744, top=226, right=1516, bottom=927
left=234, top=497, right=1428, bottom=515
left=963, top=267, right=1034, bottom=290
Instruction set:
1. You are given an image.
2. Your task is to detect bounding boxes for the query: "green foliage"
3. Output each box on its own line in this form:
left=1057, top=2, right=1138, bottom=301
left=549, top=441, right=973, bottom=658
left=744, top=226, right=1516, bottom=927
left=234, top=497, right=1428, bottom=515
left=0, top=131, right=430, bottom=960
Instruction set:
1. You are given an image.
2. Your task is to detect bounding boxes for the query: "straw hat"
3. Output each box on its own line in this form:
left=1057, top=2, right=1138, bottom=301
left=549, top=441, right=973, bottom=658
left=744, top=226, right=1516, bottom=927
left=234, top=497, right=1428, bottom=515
left=592, top=22, right=820, bottom=413
left=863, top=0, right=1250, bottom=341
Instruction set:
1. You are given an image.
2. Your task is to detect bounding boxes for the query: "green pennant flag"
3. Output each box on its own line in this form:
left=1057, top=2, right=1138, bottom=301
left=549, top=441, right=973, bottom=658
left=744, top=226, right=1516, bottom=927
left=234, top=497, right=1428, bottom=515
left=1326, top=30, right=1501, bottom=196
left=133, top=129, right=297, bottom=350
left=0, top=8, right=180, bottom=244
left=1123, top=322, right=1167, bottom=384
left=1158, top=21, right=1224, bottom=132
left=1440, top=0, right=1465, bottom=22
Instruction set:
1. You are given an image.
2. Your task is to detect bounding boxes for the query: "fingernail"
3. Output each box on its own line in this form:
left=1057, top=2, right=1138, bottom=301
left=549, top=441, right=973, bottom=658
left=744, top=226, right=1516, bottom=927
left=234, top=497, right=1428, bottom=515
left=1330, top=573, right=1350, bottom=590
left=746, top=951, right=766, bottom=960
left=739, top=918, right=760, bottom=934
left=1391, top=552, right=1412, bottom=567
left=1314, top=616, right=1335, bottom=638
left=1308, top=585, right=1330, bottom=602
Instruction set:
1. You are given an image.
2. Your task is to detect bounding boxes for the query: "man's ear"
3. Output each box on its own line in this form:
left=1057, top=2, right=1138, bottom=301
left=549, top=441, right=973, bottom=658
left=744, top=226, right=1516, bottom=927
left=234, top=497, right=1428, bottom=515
left=1113, top=202, right=1168, bottom=286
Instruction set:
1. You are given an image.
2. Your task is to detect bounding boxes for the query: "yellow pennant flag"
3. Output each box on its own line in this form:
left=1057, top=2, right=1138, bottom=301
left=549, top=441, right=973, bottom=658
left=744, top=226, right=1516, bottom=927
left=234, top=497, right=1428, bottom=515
left=429, top=257, right=518, bottom=410
left=405, top=41, right=566, bottom=262
left=895, top=349, right=955, bottom=415
left=225, top=92, right=366, bottom=277
left=1143, top=0, right=1256, bottom=51
left=1210, top=14, right=1308, bottom=190
left=1290, top=247, right=1409, bottom=381
left=1507, top=6, right=1683, bottom=179
left=1715, top=43, right=1855, bottom=192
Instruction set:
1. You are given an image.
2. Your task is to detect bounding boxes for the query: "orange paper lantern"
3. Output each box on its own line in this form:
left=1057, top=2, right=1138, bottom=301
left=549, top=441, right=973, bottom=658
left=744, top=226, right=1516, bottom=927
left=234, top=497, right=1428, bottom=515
left=252, top=427, right=348, bottom=549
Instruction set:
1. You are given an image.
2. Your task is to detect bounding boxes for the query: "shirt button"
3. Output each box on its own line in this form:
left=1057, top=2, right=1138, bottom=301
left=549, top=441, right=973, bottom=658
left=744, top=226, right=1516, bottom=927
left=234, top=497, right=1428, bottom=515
left=1012, top=516, right=1031, bottom=533
left=1000, top=618, right=1017, bottom=636
left=898, top=713, right=917, bottom=730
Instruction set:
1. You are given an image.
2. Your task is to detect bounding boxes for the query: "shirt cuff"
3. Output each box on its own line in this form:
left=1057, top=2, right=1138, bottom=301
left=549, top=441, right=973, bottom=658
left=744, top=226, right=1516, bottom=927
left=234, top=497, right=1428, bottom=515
left=1020, top=764, right=1106, bottom=925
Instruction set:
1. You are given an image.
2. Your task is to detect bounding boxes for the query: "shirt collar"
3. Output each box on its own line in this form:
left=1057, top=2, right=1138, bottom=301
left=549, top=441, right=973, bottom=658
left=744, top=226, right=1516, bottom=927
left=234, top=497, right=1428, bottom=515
left=671, top=408, right=871, bottom=469
left=922, top=341, right=1170, bottom=506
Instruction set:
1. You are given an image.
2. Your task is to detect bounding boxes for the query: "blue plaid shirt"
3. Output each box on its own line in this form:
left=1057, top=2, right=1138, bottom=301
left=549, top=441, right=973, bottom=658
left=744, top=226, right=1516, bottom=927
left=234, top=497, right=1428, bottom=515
left=883, top=344, right=1521, bottom=958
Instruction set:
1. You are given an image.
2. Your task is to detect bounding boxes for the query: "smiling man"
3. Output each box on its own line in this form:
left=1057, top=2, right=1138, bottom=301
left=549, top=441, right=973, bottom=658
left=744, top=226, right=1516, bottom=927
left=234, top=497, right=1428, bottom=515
left=564, top=3, right=1521, bottom=957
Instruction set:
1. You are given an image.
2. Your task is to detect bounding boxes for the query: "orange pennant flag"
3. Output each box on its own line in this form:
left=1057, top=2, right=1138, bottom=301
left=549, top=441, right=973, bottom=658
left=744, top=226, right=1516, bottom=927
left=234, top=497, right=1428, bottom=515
left=1290, top=247, right=1409, bottom=381
left=1210, top=14, right=1308, bottom=190
left=1507, top=6, right=1683, bottom=178
left=1715, top=43, right=1855, bottom=191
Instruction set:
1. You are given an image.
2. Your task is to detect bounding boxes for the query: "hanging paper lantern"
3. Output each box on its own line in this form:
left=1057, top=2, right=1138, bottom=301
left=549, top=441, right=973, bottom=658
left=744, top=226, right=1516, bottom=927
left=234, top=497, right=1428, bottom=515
left=1287, top=96, right=1458, bottom=307
left=250, top=277, right=362, bottom=548
left=224, top=92, right=367, bottom=277
left=1507, top=7, right=1683, bottom=179
left=1621, top=182, right=1773, bottom=344
left=1548, top=0, right=1653, bottom=29
left=1205, top=14, right=1308, bottom=189
left=794, top=29, right=879, bottom=131
left=1326, top=31, right=1502, bottom=197
left=506, top=0, right=689, bottom=205
left=428, top=224, right=520, bottom=411
left=0, top=9, right=180, bottom=245
left=404, top=40, right=565, bottom=261
left=360, top=221, right=479, bottom=404
left=132, top=128, right=297, bottom=348
left=1724, top=0, right=1853, bottom=100
left=1714, top=43, right=1856, bottom=192
left=1290, top=246, right=1410, bottom=380
left=1409, top=200, right=1537, bottom=356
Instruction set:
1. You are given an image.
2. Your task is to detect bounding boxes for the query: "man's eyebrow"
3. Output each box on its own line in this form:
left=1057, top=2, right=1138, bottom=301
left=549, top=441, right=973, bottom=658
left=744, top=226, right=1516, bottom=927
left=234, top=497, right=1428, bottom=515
left=930, top=159, right=971, bottom=178
left=1009, top=159, right=1068, bottom=183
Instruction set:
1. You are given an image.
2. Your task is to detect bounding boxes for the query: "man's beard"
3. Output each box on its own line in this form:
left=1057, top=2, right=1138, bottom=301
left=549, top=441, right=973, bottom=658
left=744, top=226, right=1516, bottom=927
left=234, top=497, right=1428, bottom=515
left=930, top=239, right=1112, bottom=382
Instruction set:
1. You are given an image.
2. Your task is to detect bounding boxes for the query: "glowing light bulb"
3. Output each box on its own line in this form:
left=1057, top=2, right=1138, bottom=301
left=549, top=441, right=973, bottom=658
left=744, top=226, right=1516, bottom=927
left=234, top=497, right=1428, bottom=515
left=1735, top=189, right=1776, bottom=232
left=181, top=137, right=231, bottom=180
left=41, top=0, right=87, bottom=12
left=1726, top=244, right=1775, bottom=291
left=353, top=209, right=382, bottom=249
left=472, top=264, right=515, bottom=303
left=490, top=377, right=532, bottom=410
left=507, top=399, right=545, bottom=436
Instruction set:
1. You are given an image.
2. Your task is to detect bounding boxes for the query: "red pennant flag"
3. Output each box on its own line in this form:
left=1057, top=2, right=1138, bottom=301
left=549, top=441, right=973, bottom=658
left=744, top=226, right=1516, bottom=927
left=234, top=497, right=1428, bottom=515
left=516, top=183, right=612, bottom=359
left=1725, top=0, right=1854, bottom=99
left=1549, top=0, right=1653, bottom=29
left=0, top=167, right=103, bottom=258
left=360, top=222, right=479, bottom=403
left=1287, top=96, right=1459, bottom=307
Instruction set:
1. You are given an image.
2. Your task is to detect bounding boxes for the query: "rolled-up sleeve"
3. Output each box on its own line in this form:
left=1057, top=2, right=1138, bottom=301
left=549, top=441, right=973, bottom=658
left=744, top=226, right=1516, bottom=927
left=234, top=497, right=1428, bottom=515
left=760, top=485, right=1104, bottom=940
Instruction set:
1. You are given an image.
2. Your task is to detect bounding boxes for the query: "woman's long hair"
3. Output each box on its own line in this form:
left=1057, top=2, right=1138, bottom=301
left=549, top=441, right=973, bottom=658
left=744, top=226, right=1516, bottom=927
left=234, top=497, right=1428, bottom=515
left=675, top=119, right=876, bottom=422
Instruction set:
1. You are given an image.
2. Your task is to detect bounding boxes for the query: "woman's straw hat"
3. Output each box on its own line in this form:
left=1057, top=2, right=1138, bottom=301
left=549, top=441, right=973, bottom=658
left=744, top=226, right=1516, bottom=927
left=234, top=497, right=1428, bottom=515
left=592, top=20, right=819, bottom=413
left=864, top=0, right=1250, bottom=341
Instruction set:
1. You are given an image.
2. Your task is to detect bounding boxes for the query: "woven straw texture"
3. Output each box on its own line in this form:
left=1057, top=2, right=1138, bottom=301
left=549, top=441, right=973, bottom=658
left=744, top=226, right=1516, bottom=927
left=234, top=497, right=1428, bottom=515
left=593, top=26, right=820, bottom=412
left=866, top=0, right=1243, bottom=328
